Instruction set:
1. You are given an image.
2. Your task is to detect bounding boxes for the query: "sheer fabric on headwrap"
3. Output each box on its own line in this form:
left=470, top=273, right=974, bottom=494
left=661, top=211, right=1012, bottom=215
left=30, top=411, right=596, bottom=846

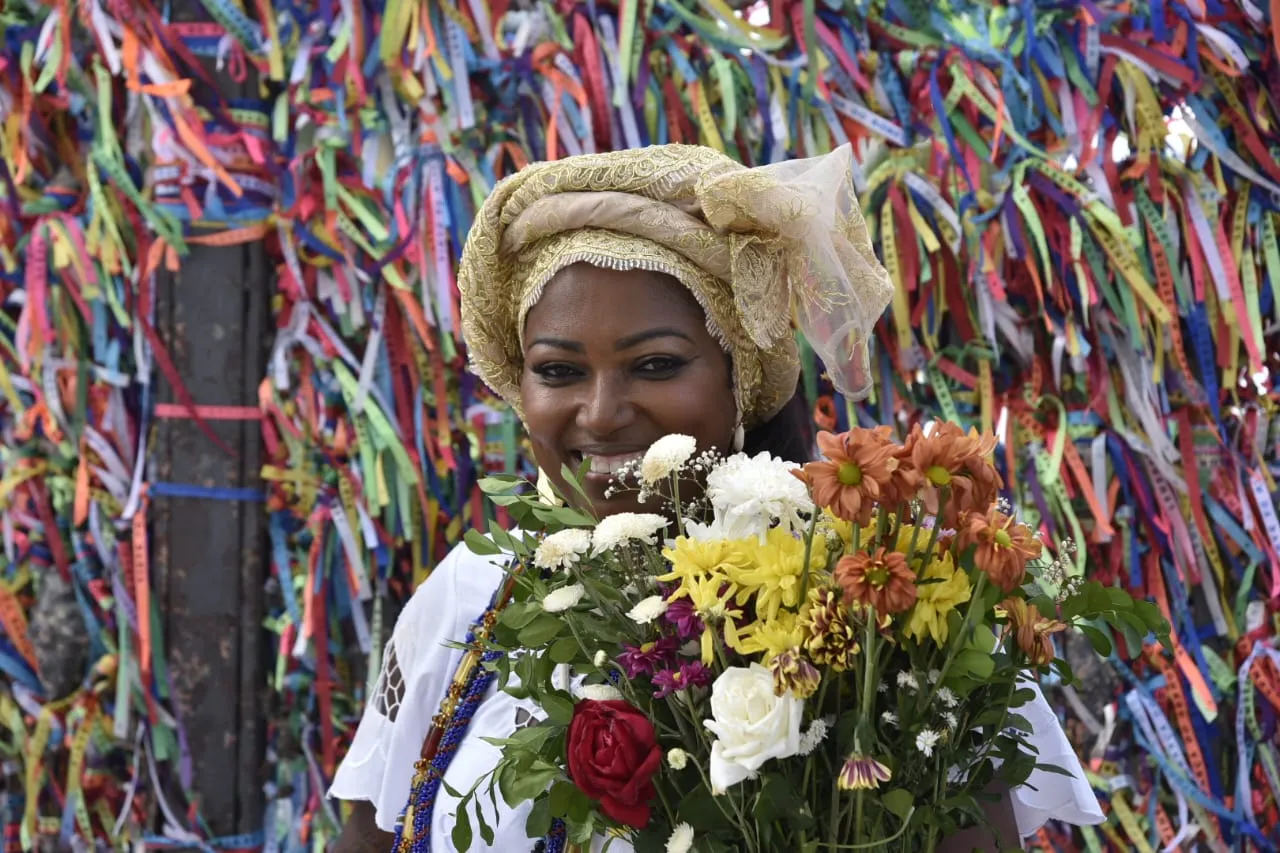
left=696, top=146, right=891, bottom=401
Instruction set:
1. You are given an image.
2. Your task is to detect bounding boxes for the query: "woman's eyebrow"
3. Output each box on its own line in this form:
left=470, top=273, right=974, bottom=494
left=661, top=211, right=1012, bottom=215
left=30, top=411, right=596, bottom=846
left=528, top=337, right=585, bottom=352
left=614, top=327, right=695, bottom=351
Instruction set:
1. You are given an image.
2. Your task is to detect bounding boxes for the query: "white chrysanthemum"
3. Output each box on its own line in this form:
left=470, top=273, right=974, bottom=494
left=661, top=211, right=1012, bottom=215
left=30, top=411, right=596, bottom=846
left=916, top=729, right=941, bottom=757
left=577, top=683, right=623, bottom=701
left=666, top=823, right=695, bottom=853
left=897, top=672, right=918, bottom=691
left=937, top=687, right=959, bottom=708
left=667, top=748, right=689, bottom=770
left=943, top=712, right=959, bottom=731
left=641, top=434, right=697, bottom=485
left=593, top=650, right=608, bottom=667
left=592, top=513, right=669, bottom=554
left=540, top=583, right=585, bottom=614
left=881, top=711, right=898, bottom=727
left=533, top=529, right=593, bottom=571
left=627, top=595, right=669, bottom=624
left=798, top=719, right=830, bottom=756
left=704, top=451, right=815, bottom=541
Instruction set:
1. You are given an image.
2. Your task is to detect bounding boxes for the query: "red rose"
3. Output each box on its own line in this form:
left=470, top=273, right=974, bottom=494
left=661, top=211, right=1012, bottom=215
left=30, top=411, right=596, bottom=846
left=566, top=699, right=662, bottom=827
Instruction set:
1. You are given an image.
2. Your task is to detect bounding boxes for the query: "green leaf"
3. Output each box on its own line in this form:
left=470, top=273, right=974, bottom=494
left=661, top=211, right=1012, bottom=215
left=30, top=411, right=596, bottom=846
left=499, top=601, right=542, bottom=631
left=525, top=797, right=553, bottom=839
left=558, top=462, right=595, bottom=507
left=1104, top=587, right=1135, bottom=610
left=519, top=614, right=566, bottom=646
left=476, top=803, right=495, bottom=846
left=754, top=773, right=803, bottom=825
left=549, top=636, right=582, bottom=664
left=479, top=474, right=524, bottom=494
left=1079, top=624, right=1113, bottom=657
left=678, top=787, right=733, bottom=832
left=949, top=649, right=995, bottom=682
left=548, top=781, right=580, bottom=816
left=464, top=528, right=502, bottom=556
left=451, top=802, right=473, bottom=851
left=881, top=788, right=914, bottom=820
left=541, top=692, right=576, bottom=726
left=1035, top=762, right=1076, bottom=777
left=568, top=814, right=597, bottom=844
left=504, top=767, right=559, bottom=804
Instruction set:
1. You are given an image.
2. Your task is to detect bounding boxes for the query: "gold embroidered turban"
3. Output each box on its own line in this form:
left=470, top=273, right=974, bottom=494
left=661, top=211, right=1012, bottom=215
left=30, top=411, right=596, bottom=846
left=458, top=144, right=894, bottom=428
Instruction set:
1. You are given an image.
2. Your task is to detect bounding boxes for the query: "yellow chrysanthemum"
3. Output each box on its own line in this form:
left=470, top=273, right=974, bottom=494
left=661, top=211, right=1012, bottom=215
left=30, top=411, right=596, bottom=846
left=732, top=609, right=806, bottom=661
left=658, top=536, right=753, bottom=588
left=903, top=551, right=972, bottom=645
left=724, top=528, right=826, bottom=622
left=663, top=571, right=741, bottom=665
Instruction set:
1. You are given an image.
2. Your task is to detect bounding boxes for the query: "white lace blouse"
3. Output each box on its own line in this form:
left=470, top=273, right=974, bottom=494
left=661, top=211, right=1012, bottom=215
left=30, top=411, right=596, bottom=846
left=329, top=541, right=1105, bottom=850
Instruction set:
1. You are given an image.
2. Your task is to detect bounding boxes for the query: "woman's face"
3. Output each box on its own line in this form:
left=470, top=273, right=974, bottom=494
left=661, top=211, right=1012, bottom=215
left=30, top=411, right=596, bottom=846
left=521, top=264, right=737, bottom=516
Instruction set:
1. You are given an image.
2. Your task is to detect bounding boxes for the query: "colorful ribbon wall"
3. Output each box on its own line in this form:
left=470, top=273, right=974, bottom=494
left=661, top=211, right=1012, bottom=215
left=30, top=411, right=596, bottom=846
left=3, top=0, right=1280, bottom=850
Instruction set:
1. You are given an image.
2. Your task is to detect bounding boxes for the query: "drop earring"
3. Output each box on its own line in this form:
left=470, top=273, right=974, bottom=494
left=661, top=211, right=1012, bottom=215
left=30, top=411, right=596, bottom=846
left=732, top=422, right=745, bottom=453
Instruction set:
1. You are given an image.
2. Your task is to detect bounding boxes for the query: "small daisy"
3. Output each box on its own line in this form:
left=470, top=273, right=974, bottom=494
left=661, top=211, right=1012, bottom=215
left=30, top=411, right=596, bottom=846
left=916, top=729, right=942, bottom=757
left=936, top=687, right=959, bottom=708
left=666, top=823, right=695, bottom=853
left=540, top=583, right=586, bottom=614
left=577, top=684, right=623, bottom=701
left=627, top=595, right=669, bottom=625
left=641, top=435, right=697, bottom=486
left=881, top=711, right=898, bottom=727
left=927, top=669, right=941, bottom=684
left=532, top=528, right=593, bottom=572
left=943, top=712, right=959, bottom=731
left=897, top=671, right=919, bottom=691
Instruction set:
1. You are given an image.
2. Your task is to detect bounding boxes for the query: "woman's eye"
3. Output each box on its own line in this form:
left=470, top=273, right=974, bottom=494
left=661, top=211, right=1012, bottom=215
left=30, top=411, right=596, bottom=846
left=531, top=363, right=582, bottom=382
left=635, top=356, right=686, bottom=377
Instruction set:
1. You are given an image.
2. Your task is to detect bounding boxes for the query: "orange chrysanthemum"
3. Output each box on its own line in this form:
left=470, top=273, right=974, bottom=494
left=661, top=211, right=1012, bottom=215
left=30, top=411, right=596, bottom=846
left=905, top=423, right=1004, bottom=523
left=958, top=508, right=1042, bottom=592
left=797, top=430, right=900, bottom=525
left=1002, top=597, right=1067, bottom=667
left=834, top=548, right=918, bottom=615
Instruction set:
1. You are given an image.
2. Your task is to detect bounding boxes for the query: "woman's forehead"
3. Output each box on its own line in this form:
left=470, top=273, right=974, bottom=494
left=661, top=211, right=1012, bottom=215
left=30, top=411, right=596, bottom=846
left=524, top=264, right=709, bottom=338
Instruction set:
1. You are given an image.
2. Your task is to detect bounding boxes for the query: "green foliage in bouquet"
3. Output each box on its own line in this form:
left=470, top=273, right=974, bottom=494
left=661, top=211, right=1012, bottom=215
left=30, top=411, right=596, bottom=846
left=448, top=427, right=1170, bottom=853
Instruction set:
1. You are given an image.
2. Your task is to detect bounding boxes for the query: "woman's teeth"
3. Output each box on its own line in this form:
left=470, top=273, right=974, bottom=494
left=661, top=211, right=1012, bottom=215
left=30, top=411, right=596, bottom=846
left=585, top=453, right=642, bottom=475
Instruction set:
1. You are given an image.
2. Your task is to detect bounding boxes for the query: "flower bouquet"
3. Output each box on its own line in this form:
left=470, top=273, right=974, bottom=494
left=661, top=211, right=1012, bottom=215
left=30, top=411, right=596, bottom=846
left=452, top=425, right=1168, bottom=852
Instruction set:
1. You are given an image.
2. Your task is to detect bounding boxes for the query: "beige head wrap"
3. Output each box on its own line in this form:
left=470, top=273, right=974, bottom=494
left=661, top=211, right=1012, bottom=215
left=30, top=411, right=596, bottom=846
left=458, top=144, right=894, bottom=428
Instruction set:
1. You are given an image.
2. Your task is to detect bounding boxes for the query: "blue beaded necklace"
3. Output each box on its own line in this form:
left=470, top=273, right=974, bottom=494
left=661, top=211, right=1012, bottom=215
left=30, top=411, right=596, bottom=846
left=390, top=566, right=572, bottom=853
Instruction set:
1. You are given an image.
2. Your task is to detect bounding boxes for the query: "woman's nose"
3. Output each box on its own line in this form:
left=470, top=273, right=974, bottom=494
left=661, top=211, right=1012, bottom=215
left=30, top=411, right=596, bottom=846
left=576, top=373, right=636, bottom=435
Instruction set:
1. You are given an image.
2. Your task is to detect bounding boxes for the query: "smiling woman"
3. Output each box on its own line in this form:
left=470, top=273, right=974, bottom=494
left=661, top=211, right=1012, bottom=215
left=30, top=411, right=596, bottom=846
left=327, top=145, right=1103, bottom=853
left=521, top=265, right=738, bottom=516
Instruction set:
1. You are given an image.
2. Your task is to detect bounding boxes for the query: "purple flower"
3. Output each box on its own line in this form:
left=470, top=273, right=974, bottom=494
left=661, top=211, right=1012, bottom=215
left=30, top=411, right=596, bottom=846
left=652, top=662, right=713, bottom=699
left=617, top=636, right=679, bottom=679
left=663, top=597, right=704, bottom=641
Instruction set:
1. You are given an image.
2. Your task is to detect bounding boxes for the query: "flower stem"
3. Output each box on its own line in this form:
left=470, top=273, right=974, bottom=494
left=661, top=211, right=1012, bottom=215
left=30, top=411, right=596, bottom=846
left=923, top=573, right=987, bottom=709
left=799, top=509, right=820, bottom=606
left=853, top=610, right=877, bottom=843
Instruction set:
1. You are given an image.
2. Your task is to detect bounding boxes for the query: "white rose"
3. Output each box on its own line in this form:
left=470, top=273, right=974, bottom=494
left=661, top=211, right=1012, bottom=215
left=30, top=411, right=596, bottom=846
left=703, top=664, right=804, bottom=793
left=641, top=434, right=697, bottom=485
